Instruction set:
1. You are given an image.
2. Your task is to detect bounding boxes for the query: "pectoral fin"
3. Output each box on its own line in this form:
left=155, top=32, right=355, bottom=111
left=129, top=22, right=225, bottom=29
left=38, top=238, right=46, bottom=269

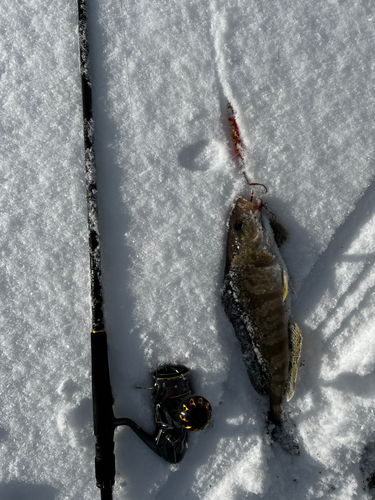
left=270, top=219, right=289, bottom=247
left=286, top=322, right=302, bottom=401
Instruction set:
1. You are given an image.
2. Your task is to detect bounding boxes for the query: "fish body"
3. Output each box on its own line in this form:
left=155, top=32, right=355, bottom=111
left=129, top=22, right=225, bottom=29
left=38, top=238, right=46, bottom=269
left=222, top=197, right=302, bottom=427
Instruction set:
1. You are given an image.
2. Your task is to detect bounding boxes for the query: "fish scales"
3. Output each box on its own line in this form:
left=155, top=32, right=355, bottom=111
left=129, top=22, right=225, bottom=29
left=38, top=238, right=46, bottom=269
left=223, top=197, right=301, bottom=423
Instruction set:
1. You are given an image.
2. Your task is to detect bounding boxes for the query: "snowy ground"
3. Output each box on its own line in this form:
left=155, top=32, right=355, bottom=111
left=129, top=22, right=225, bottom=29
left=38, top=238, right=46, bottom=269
left=1, top=0, right=375, bottom=499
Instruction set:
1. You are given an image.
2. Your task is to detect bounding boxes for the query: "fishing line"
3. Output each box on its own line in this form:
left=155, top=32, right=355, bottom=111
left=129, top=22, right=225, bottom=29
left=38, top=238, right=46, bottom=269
left=118, top=0, right=158, bottom=359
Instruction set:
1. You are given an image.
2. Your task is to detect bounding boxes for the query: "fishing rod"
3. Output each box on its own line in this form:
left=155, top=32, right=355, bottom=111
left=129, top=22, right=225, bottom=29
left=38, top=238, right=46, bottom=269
left=77, top=1, right=212, bottom=498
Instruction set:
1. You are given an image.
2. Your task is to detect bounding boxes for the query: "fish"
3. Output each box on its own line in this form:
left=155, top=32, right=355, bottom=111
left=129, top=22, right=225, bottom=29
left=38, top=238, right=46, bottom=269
left=222, top=195, right=302, bottom=454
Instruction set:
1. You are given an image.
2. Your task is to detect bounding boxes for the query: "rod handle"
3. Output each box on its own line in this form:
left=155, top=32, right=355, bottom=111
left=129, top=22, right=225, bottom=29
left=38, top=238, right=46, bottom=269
left=95, top=430, right=115, bottom=490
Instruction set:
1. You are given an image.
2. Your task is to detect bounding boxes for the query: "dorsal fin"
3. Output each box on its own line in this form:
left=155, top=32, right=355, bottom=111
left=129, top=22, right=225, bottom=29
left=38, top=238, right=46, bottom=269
left=282, top=270, right=288, bottom=301
left=286, top=322, right=302, bottom=401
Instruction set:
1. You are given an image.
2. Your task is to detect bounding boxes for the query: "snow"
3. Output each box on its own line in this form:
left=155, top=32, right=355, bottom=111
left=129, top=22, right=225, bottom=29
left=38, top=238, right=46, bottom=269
left=1, top=0, right=375, bottom=499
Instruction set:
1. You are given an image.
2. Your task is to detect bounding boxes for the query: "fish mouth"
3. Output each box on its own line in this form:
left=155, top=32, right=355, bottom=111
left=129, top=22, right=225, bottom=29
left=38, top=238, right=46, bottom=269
left=235, top=197, right=261, bottom=212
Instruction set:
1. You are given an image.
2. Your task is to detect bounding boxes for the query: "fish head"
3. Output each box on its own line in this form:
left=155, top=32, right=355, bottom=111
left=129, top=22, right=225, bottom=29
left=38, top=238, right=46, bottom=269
left=226, top=197, right=263, bottom=268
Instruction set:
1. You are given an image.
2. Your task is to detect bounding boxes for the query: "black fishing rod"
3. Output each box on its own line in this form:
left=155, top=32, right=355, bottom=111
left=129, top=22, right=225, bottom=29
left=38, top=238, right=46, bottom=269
left=77, top=1, right=116, bottom=496
left=77, top=1, right=212, bottom=498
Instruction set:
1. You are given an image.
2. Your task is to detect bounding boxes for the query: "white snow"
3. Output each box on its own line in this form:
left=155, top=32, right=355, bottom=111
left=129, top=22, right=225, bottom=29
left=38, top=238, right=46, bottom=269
left=1, top=0, right=375, bottom=498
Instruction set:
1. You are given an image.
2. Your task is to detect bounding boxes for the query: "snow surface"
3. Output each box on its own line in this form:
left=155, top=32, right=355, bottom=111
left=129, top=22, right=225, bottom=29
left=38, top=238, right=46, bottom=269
left=1, top=0, right=375, bottom=498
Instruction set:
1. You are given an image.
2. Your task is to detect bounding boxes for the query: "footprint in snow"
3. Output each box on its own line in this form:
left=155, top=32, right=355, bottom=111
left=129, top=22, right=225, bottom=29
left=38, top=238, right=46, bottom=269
left=178, top=140, right=211, bottom=171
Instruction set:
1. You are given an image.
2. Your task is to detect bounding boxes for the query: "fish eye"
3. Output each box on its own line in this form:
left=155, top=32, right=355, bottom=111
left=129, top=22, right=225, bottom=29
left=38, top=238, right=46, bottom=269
left=233, top=220, right=243, bottom=231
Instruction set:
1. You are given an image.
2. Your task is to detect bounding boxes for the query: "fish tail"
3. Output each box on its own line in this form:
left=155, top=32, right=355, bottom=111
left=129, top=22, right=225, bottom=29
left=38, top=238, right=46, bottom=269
left=267, top=410, right=300, bottom=456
